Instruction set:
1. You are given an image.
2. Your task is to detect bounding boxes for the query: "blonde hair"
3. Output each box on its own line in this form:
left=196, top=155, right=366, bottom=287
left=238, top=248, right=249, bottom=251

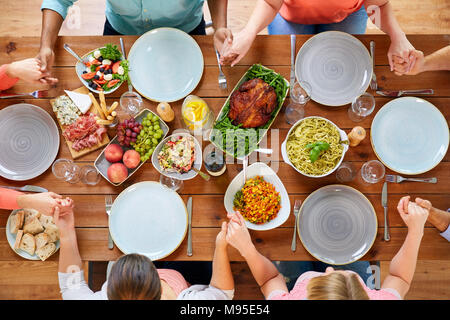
left=107, top=254, right=161, bottom=300
left=306, top=272, right=369, bottom=300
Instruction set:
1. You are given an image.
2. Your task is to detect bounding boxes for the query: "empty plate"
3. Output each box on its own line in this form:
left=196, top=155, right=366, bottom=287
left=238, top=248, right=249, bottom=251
left=109, top=181, right=187, bottom=260
left=371, top=97, right=449, bottom=175
left=0, top=104, right=60, bottom=181
left=295, top=31, right=372, bottom=106
left=128, top=27, right=204, bottom=102
left=298, top=185, right=377, bottom=265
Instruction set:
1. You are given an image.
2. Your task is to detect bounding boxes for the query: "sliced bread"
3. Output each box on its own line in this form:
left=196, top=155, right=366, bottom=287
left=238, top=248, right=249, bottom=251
left=44, top=224, right=59, bottom=243
left=35, top=242, right=56, bottom=261
left=23, top=217, right=44, bottom=235
left=19, top=233, right=36, bottom=256
left=35, top=232, right=49, bottom=250
left=13, top=230, right=24, bottom=250
left=23, top=209, right=41, bottom=224
left=9, top=210, right=25, bottom=234
left=39, top=215, right=54, bottom=228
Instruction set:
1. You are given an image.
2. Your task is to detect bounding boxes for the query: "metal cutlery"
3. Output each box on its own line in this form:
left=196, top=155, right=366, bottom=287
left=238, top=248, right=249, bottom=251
left=290, top=34, right=296, bottom=88
left=0, top=185, right=48, bottom=193
left=0, top=90, right=48, bottom=99
left=187, top=197, right=193, bottom=256
left=192, top=167, right=210, bottom=181
left=386, top=174, right=437, bottom=184
left=63, top=43, right=83, bottom=63
left=119, top=37, right=133, bottom=93
left=214, top=48, right=227, bottom=89
left=376, top=89, right=434, bottom=97
left=370, top=41, right=378, bottom=90
left=255, top=148, right=273, bottom=155
left=105, top=195, right=114, bottom=250
left=381, top=182, right=390, bottom=242
left=291, top=199, right=302, bottom=252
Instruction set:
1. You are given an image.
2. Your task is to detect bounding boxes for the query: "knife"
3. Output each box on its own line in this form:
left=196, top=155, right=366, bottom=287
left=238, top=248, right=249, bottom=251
left=187, top=197, right=193, bottom=256
left=381, top=182, right=390, bottom=241
left=290, top=34, right=296, bottom=87
left=376, top=89, right=434, bottom=97
left=1, top=185, right=48, bottom=193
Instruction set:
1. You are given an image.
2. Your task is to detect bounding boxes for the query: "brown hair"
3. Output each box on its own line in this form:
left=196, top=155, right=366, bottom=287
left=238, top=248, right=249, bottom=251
left=107, top=253, right=162, bottom=300
left=306, top=272, right=370, bottom=300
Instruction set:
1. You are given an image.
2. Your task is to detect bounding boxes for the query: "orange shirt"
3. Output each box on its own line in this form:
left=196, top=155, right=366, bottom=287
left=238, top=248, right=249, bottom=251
left=0, top=188, right=23, bottom=210
left=0, top=64, right=19, bottom=91
left=279, top=0, right=365, bottom=25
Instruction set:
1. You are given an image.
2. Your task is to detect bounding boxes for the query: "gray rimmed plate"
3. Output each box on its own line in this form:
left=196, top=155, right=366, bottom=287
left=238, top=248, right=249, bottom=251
left=0, top=104, right=60, bottom=181
left=295, top=31, right=372, bottom=106
left=151, top=131, right=202, bottom=181
left=298, top=185, right=377, bottom=265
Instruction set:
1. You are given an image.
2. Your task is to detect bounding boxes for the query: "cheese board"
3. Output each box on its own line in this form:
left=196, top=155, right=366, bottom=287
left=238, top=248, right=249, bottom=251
left=50, top=86, right=110, bottom=159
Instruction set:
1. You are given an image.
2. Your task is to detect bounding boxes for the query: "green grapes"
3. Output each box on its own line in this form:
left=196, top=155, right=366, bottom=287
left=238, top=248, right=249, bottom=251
left=131, top=112, right=164, bottom=162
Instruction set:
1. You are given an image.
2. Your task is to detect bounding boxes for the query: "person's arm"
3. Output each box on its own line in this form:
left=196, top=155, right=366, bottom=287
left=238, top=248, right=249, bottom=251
left=393, top=46, right=450, bottom=75
left=219, top=0, right=283, bottom=66
left=210, top=221, right=234, bottom=291
left=226, top=212, right=288, bottom=298
left=364, top=0, right=415, bottom=71
left=381, top=196, right=429, bottom=299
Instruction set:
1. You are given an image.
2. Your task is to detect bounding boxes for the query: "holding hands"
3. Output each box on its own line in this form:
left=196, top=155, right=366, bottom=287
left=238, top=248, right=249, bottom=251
left=16, top=192, right=73, bottom=217
left=6, top=58, right=58, bottom=85
left=397, top=196, right=429, bottom=235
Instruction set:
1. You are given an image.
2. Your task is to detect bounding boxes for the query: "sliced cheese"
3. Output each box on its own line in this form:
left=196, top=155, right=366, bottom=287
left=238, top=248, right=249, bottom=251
left=64, top=90, right=92, bottom=114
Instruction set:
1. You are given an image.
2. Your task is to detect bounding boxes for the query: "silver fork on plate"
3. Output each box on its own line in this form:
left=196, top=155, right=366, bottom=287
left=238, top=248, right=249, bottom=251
left=291, top=199, right=302, bottom=252
left=214, top=48, right=227, bottom=90
left=105, top=195, right=114, bottom=250
left=386, top=174, right=437, bottom=184
left=370, top=41, right=378, bottom=90
left=0, top=90, right=48, bottom=99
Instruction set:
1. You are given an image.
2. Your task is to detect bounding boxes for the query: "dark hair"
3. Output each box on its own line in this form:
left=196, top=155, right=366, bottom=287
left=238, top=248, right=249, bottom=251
left=107, top=253, right=162, bottom=300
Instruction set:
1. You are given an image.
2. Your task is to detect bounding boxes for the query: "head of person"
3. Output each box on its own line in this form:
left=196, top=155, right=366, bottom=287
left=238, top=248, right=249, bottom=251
left=107, top=253, right=161, bottom=300
left=306, top=267, right=369, bottom=300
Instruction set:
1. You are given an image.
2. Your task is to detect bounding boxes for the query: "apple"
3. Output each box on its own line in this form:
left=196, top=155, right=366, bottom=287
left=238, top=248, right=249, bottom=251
left=105, top=144, right=123, bottom=163
left=107, top=163, right=128, bottom=183
left=123, top=150, right=141, bottom=169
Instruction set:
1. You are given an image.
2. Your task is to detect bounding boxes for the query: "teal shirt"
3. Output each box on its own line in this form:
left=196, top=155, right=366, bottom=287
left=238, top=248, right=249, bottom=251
left=41, top=0, right=205, bottom=34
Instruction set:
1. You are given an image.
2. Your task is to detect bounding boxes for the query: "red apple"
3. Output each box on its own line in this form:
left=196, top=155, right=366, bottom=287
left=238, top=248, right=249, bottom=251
left=107, top=163, right=128, bottom=183
left=123, top=150, right=141, bottom=169
left=105, top=144, right=123, bottom=163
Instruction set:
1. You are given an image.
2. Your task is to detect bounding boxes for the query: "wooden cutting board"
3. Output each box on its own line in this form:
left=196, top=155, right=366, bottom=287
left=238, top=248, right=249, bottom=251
left=51, top=87, right=110, bottom=159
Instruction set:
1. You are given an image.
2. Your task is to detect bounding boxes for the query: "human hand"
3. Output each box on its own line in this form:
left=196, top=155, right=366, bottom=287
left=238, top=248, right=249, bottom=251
left=56, top=197, right=75, bottom=216
left=215, top=221, right=229, bottom=250
left=219, top=29, right=256, bottom=67
left=414, top=197, right=432, bottom=211
left=397, top=196, right=429, bottom=235
left=53, top=205, right=75, bottom=237
left=6, top=58, right=49, bottom=85
left=16, top=192, right=63, bottom=216
left=35, top=47, right=58, bottom=85
left=388, top=34, right=415, bottom=72
left=393, top=50, right=425, bottom=76
left=214, top=27, right=233, bottom=55
left=226, top=212, right=253, bottom=256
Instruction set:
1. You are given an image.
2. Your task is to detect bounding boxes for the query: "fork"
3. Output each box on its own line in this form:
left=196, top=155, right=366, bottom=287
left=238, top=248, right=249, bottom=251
left=291, top=199, right=302, bottom=252
left=105, top=195, right=114, bottom=250
left=385, top=174, right=437, bottom=184
left=369, top=41, right=378, bottom=90
left=214, top=48, right=227, bottom=89
left=0, top=90, right=48, bottom=99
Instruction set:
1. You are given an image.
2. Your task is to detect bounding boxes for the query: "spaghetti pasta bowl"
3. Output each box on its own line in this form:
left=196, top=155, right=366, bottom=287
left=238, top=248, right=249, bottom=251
left=281, top=116, right=349, bottom=178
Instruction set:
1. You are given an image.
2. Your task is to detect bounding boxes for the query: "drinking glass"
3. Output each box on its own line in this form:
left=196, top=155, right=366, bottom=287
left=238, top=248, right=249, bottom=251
left=160, top=175, right=183, bottom=192
left=336, top=162, right=356, bottom=183
left=80, top=165, right=101, bottom=185
left=52, top=159, right=81, bottom=183
left=348, top=93, right=376, bottom=122
left=285, top=80, right=312, bottom=125
left=120, top=91, right=143, bottom=116
left=361, top=160, right=385, bottom=183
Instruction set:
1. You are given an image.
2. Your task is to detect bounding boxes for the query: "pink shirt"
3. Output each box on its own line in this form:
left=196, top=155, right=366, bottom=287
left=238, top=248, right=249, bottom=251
left=157, top=269, right=190, bottom=296
left=268, top=271, right=401, bottom=300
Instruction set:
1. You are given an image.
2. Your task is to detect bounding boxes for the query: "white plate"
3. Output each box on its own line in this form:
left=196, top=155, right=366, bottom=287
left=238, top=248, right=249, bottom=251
left=295, top=31, right=372, bottom=106
left=109, top=181, right=187, bottom=260
left=224, top=162, right=290, bottom=231
left=128, top=27, right=204, bottom=102
left=0, top=104, right=60, bottom=181
left=371, top=97, right=449, bottom=175
left=6, top=209, right=60, bottom=261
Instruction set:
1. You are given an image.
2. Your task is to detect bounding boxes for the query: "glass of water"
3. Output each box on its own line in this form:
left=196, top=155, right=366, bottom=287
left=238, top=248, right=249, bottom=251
left=120, top=91, right=143, bottom=116
left=361, top=160, right=385, bottom=183
left=348, top=93, right=376, bottom=122
left=285, top=80, right=312, bottom=125
left=52, top=159, right=81, bottom=184
left=336, top=162, right=356, bottom=183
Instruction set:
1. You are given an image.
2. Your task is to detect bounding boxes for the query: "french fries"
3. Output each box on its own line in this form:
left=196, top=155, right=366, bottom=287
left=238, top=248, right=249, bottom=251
left=90, top=93, right=120, bottom=126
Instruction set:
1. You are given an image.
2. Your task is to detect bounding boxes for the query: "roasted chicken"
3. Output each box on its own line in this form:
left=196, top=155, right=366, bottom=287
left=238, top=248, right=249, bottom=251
left=228, top=78, right=277, bottom=128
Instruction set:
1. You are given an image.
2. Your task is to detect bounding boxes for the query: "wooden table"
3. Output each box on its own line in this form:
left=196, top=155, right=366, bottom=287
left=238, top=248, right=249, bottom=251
left=0, top=35, right=449, bottom=264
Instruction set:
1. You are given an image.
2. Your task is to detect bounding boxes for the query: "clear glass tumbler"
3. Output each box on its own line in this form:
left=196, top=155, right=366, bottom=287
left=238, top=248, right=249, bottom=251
left=348, top=93, right=376, bottom=122
left=159, top=175, right=183, bottom=192
left=285, top=80, right=312, bottom=125
left=336, top=161, right=356, bottom=183
left=52, top=159, right=81, bottom=184
left=120, top=91, right=143, bottom=116
left=80, top=165, right=101, bottom=185
left=361, top=160, right=385, bottom=183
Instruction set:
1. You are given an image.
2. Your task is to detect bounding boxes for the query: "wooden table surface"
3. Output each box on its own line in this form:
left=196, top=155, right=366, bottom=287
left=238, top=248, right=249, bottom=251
left=0, top=35, right=449, bottom=263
